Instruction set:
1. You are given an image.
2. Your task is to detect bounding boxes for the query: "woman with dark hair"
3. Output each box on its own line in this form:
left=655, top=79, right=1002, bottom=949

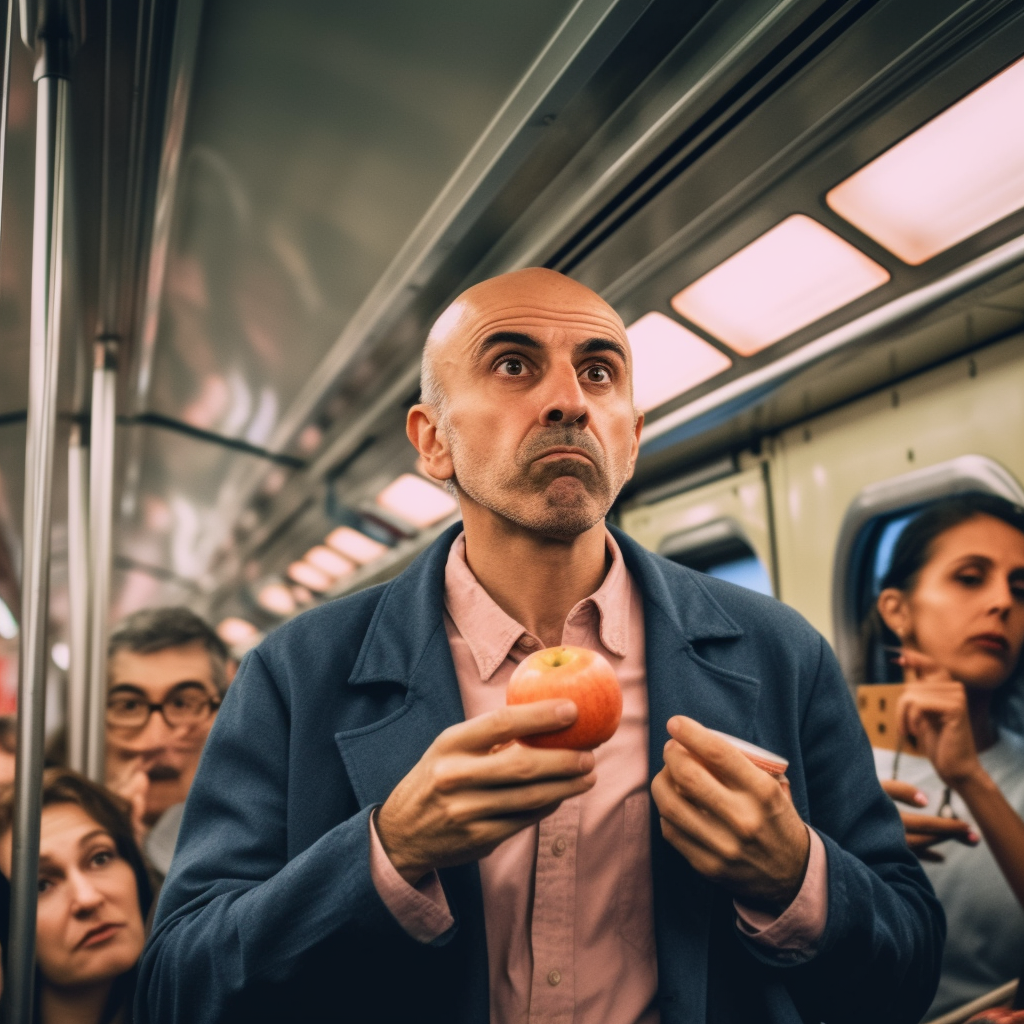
left=871, top=492, right=1024, bottom=1018
left=0, top=768, right=152, bottom=1023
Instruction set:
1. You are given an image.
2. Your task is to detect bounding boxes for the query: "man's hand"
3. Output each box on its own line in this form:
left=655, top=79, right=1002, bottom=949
left=651, top=716, right=809, bottom=912
left=880, top=779, right=978, bottom=862
left=106, top=749, right=152, bottom=847
left=375, top=700, right=596, bottom=885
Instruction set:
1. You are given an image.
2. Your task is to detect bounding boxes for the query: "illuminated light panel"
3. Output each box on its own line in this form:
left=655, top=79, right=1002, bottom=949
left=326, top=526, right=388, bottom=566
left=671, top=215, right=890, bottom=356
left=257, top=583, right=295, bottom=616
left=827, top=56, right=1024, bottom=265
left=376, top=473, right=458, bottom=529
left=51, top=642, right=70, bottom=671
left=304, top=545, right=354, bottom=580
left=287, top=560, right=331, bottom=593
left=217, top=617, right=258, bottom=647
left=625, top=312, right=732, bottom=412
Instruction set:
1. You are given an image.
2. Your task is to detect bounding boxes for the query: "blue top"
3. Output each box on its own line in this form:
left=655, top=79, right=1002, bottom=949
left=137, top=524, right=943, bottom=1024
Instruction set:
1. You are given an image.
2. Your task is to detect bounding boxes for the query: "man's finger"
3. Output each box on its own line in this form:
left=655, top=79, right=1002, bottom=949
left=455, top=772, right=596, bottom=820
left=438, top=701, right=578, bottom=752
left=666, top=717, right=766, bottom=792
left=651, top=771, right=734, bottom=856
left=433, top=746, right=594, bottom=791
left=661, top=740, right=734, bottom=817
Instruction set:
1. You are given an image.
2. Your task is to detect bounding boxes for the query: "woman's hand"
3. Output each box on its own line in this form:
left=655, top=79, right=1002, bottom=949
left=896, top=649, right=984, bottom=789
left=880, top=779, right=978, bottom=862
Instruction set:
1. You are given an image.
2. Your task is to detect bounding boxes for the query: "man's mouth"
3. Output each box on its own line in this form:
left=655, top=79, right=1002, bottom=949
left=536, top=447, right=594, bottom=465
left=147, top=764, right=181, bottom=783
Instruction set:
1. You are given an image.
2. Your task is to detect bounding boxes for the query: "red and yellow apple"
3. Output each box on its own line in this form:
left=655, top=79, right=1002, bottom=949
left=507, top=645, right=622, bottom=750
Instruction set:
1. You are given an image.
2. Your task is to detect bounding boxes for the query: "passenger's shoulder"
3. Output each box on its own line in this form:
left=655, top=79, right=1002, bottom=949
left=251, top=581, right=389, bottom=677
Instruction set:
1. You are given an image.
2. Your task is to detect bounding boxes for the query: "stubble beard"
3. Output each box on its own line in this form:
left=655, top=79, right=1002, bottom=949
left=445, top=422, right=628, bottom=540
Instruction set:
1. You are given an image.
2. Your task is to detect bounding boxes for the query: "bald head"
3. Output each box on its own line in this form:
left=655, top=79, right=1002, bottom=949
left=421, top=268, right=630, bottom=409
left=407, top=266, right=641, bottom=541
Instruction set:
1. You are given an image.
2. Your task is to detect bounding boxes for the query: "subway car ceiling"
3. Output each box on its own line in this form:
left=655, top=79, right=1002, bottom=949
left=2, top=0, right=1024, bottom=659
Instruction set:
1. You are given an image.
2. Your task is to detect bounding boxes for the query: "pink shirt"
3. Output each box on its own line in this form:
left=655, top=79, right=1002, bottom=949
left=369, top=530, right=827, bottom=1023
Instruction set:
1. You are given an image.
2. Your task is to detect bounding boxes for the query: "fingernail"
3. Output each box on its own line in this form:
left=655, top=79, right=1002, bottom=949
left=967, top=830, right=980, bottom=843
left=914, top=791, right=928, bottom=807
left=556, top=701, right=577, bottom=723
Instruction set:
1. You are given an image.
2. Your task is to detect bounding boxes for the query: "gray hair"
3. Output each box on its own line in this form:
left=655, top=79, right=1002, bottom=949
left=108, top=607, right=230, bottom=695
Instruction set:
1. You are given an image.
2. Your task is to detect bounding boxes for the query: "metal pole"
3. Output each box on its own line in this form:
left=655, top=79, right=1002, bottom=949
left=85, top=339, right=117, bottom=782
left=8, top=65, right=69, bottom=1024
left=66, top=422, right=89, bottom=773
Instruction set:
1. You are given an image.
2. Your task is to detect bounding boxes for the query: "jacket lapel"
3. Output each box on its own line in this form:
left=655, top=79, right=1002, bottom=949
left=613, top=527, right=763, bottom=1023
left=335, top=523, right=467, bottom=809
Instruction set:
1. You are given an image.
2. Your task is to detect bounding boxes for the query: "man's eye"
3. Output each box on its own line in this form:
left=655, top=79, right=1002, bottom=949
left=496, top=357, right=526, bottom=376
left=583, top=365, right=611, bottom=383
left=37, top=878, right=52, bottom=894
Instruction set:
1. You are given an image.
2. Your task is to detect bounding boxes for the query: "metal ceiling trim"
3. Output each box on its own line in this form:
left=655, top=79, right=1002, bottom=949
left=131, top=0, right=204, bottom=413
left=639, top=230, right=1024, bottom=452
left=476, top=0, right=819, bottom=279
left=256, top=0, right=657, bottom=460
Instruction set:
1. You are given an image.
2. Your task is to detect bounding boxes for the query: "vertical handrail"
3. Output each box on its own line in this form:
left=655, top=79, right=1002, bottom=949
left=8, top=66, right=69, bottom=1024
left=66, top=422, right=89, bottom=772
left=85, top=339, right=116, bottom=782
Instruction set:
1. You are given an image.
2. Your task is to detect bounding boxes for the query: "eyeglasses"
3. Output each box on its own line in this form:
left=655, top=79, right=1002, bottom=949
left=106, top=682, right=220, bottom=731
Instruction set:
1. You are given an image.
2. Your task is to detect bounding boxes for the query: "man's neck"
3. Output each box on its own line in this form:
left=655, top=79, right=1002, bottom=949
left=460, top=504, right=611, bottom=649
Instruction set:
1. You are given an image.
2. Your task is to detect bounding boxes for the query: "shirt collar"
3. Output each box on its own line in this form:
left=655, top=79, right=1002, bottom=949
left=443, top=528, right=632, bottom=682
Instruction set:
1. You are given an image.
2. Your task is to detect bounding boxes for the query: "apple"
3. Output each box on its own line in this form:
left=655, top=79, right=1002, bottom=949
left=507, top=645, right=622, bottom=750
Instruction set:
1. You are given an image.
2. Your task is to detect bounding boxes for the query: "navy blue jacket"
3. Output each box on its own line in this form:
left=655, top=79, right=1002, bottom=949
left=138, top=525, right=943, bottom=1023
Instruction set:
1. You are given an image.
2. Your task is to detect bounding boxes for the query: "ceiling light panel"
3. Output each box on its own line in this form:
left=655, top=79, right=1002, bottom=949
left=326, top=526, right=388, bottom=565
left=257, top=584, right=295, bottom=616
left=376, top=473, right=459, bottom=529
left=671, top=215, right=890, bottom=356
left=287, top=560, right=332, bottom=593
left=827, top=56, right=1024, bottom=265
left=625, top=313, right=732, bottom=412
left=304, top=545, right=354, bottom=580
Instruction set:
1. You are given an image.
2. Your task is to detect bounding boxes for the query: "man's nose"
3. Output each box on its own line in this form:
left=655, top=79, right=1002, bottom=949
left=539, top=362, right=588, bottom=427
left=120, top=711, right=173, bottom=754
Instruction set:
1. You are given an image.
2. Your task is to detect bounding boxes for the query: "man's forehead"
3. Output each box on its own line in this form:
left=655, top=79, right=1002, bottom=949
left=109, top=643, right=216, bottom=690
left=429, top=269, right=627, bottom=349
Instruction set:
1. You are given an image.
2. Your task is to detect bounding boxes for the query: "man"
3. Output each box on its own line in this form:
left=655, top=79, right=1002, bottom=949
left=139, top=269, right=943, bottom=1023
left=105, top=607, right=229, bottom=874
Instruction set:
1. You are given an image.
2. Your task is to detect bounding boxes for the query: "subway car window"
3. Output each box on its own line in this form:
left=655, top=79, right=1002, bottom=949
left=6, top=3, right=1024, bottom=1023
left=659, top=519, right=773, bottom=596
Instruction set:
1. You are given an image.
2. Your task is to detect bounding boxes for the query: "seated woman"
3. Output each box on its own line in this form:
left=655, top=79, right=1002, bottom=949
left=870, top=493, right=1024, bottom=1019
left=0, top=768, right=152, bottom=1023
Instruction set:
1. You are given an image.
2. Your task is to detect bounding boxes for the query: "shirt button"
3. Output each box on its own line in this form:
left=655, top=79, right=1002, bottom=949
left=551, top=836, right=567, bottom=856
left=547, top=970, right=561, bottom=986
left=519, top=636, right=538, bottom=650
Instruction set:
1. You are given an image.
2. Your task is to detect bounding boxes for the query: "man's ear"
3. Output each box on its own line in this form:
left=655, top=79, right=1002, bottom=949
left=877, top=588, right=910, bottom=641
left=624, top=410, right=644, bottom=481
left=406, top=404, right=455, bottom=483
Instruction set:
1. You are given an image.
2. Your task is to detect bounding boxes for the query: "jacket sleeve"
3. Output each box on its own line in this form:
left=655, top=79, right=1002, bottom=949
left=135, top=648, right=434, bottom=1023
left=752, top=635, right=945, bottom=1024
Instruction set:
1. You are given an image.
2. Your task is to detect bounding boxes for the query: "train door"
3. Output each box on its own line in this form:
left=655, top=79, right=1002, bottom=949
left=618, top=463, right=775, bottom=597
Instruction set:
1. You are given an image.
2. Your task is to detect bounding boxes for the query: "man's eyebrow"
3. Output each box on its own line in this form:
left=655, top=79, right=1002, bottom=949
left=578, top=337, right=628, bottom=363
left=476, top=331, right=543, bottom=357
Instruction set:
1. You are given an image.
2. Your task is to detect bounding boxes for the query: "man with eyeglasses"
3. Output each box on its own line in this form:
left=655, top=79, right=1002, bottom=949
left=105, top=607, right=231, bottom=875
